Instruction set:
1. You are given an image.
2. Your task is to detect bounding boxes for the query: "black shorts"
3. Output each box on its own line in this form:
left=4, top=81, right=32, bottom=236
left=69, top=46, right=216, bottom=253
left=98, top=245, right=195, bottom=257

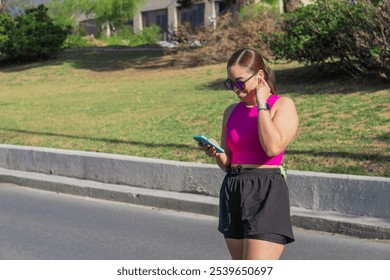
left=218, top=168, right=294, bottom=244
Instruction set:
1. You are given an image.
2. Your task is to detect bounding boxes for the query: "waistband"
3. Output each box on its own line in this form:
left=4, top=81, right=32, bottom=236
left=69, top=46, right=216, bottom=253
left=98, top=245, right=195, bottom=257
left=227, top=166, right=281, bottom=176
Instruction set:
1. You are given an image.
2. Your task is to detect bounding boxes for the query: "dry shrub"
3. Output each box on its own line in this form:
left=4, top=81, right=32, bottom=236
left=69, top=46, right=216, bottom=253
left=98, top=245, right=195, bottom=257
left=353, top=0, right=390, bottom=79
left=169, top=8, right=280, bottom=68
left=82, top=35, right=108, bottom=47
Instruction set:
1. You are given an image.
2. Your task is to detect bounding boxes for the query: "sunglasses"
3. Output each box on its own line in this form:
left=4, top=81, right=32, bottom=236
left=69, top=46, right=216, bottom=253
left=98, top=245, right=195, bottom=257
left=223, top=71, right=257, bottom=91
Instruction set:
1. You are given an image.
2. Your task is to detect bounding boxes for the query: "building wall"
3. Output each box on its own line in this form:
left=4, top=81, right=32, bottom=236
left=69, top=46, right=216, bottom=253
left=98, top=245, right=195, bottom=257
left=133, top=0, right=220, bottom=36
left=133, top=0, right=177, bottom=34
left=133, top=0, right=313, bottom=37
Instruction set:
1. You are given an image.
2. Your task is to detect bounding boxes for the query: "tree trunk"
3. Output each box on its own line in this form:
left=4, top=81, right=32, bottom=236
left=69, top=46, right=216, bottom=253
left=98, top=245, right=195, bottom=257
left=102, top=21, right=111, bottom=37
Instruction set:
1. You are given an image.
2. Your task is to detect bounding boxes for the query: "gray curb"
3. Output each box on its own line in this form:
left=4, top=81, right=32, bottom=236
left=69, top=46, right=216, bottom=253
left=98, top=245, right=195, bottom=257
left=0, top=168, right=219, bottom=217
left=1, top=144, right=390, bottom=240
left=1, top=167, right=390, bottom=240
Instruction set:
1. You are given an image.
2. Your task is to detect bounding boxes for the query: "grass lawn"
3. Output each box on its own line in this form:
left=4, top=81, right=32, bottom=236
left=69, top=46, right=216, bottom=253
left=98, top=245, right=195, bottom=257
left=0, top=48, right=389, bottom=177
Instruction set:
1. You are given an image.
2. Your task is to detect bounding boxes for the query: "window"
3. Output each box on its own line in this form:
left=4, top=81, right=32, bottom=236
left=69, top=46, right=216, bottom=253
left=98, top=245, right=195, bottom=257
left=142, top=9, right=168, bottom=33
left=179, top=3, right=205, bottom=29
left=216, top=1, right=227, bottom=16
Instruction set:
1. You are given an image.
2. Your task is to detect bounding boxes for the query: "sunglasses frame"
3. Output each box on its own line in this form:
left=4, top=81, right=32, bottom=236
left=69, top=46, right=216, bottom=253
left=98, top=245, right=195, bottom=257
left=224, top=71, right=258, bottom=91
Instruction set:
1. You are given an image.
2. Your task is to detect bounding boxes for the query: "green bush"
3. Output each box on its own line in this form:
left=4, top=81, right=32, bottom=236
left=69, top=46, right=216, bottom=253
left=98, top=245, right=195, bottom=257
left=239, top=1, right=279, bottom=19
left=133, top=25, right=162, bottom=46
left=97, top=25, right=162, bottom=47
left=62, top=33, right=95, bottom=49
left=2, top=5, right=69, bottom=61
left=0, top=13, right=15, bottom=59
left=270, top=0, right=370, bottom=63
left=270, top=0, right=389, bottom=78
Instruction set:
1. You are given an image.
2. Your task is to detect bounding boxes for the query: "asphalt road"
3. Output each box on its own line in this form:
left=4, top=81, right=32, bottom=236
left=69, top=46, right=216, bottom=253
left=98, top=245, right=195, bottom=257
left=0, top=183, right=389, bottom=260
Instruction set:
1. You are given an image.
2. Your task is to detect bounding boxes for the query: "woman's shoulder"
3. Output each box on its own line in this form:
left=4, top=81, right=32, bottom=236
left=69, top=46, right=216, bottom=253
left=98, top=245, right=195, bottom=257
left=224, top=102, right=240, bottom=115
left=272, top=96, right=298, bottom=119
left=222, top=103, right=240, bottom=124
left=274, top=96, right=296, bottom=109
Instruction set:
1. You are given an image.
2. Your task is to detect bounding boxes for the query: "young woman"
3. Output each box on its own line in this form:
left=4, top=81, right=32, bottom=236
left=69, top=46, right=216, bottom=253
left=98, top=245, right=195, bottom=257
left=199, top=48, right=299, bottom=260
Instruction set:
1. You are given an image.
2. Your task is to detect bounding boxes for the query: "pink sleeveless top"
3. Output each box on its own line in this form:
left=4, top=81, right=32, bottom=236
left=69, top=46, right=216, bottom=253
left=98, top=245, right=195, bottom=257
left=226, top=95, right=284, bottom=165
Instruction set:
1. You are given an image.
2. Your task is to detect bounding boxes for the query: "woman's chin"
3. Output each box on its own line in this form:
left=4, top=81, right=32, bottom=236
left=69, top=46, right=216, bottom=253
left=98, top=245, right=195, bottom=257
left=236, top=93, right=247, bottom=100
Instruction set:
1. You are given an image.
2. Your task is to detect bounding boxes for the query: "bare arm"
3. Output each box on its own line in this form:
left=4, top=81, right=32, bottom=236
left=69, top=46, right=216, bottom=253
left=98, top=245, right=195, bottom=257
left=256, top=77, right=299, bottom=156
left=257, top=97, right=299, bottom=156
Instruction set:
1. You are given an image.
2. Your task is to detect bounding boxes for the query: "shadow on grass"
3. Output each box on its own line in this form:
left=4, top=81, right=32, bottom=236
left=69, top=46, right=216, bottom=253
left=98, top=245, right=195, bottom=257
left=0, top=46, right=169, bottom=73
left=287, top=149, right=389, bottom=164
left=2, top=128, right=196, bottom=151
left=3, top=128, right=389, bottom=164
left=199, top=64, right=390, bottom=95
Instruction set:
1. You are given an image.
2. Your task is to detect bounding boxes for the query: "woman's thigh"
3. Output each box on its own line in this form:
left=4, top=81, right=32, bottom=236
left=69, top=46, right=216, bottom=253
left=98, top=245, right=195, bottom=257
left=225, top=238, right=244, bottom=260
left=243, top=239, right=285, bottom=260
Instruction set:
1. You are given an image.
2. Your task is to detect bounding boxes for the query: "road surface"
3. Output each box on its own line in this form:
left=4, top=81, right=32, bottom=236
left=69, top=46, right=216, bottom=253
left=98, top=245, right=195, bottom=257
left=0, top=183, right=389, bottom=260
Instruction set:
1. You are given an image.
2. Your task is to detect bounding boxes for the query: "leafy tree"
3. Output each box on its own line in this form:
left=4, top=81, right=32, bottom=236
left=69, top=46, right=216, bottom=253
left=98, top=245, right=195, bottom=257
left=78, top=0, right=145, bottom=36
left=1, top=0, right=40, bottom=15
left=46, top=0, right=145, bottom=36
left=46, top=0, right=80, bottom=30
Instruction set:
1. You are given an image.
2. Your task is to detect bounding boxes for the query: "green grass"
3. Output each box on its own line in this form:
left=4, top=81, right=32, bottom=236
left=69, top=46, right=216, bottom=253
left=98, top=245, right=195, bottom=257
left=0, top=49, right=389, bottom=177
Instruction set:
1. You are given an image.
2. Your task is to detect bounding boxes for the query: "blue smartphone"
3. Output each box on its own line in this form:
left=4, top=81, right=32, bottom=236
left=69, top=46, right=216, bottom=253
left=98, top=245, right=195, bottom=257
left=193, top=135, right=225, bottom=153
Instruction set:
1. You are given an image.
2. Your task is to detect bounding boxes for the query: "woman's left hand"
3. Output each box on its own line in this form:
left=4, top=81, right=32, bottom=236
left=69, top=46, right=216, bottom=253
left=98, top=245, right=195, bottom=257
left=255, top=77, right=271, bottom=104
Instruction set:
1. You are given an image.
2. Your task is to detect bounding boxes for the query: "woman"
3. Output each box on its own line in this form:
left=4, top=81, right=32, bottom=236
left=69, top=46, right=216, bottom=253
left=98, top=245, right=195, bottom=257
left=198, top=48, right=299, bottom=260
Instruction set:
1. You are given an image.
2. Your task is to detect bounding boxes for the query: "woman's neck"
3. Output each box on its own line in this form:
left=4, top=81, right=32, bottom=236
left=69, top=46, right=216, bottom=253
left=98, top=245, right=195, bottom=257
left=245, top=93, right=272, bottom=107
left=245, top=100, right=257, bottom=107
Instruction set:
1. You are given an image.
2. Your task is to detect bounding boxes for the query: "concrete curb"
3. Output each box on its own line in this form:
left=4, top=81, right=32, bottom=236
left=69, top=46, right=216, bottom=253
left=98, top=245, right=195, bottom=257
left=0, top=168, right=219, bottom=216
left=290, top=208, right=390, bottom=240
left=1, top=167, right=390, bottom=240
left=1, top=144, right=390, bottom=239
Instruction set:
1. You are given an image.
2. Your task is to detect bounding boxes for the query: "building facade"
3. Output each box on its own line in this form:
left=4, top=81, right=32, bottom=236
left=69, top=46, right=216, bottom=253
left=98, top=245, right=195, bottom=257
left=132, top=0, right=228, bottom=38
left=132, top=0, right=313, bottom=38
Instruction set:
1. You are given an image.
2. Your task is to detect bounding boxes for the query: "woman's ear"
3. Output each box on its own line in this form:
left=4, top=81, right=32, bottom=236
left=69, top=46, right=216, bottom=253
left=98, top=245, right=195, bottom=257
left=257, top=70, right=265, bottom=83
left=258, top=70, right=265, bottom=79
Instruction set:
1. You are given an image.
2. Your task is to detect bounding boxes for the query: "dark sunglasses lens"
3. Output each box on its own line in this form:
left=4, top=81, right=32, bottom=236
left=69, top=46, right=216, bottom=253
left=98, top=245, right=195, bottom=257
left=224, top=81, right=234, bottom=90
left=235, top=81, right=245, bottom=90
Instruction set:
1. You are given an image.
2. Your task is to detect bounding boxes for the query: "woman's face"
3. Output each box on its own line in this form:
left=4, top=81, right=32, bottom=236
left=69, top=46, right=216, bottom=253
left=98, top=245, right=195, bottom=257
left=226, top=64, right=261, bottom=103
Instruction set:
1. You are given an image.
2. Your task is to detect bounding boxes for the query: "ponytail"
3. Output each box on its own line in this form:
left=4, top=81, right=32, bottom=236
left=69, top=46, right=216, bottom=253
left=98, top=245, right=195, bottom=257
left=264, top=65, right=277, bottom=95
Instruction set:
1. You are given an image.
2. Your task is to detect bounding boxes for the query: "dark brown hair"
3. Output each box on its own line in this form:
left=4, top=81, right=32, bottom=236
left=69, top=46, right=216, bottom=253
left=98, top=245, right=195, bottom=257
left=227, top=48, right=277, bottom=95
